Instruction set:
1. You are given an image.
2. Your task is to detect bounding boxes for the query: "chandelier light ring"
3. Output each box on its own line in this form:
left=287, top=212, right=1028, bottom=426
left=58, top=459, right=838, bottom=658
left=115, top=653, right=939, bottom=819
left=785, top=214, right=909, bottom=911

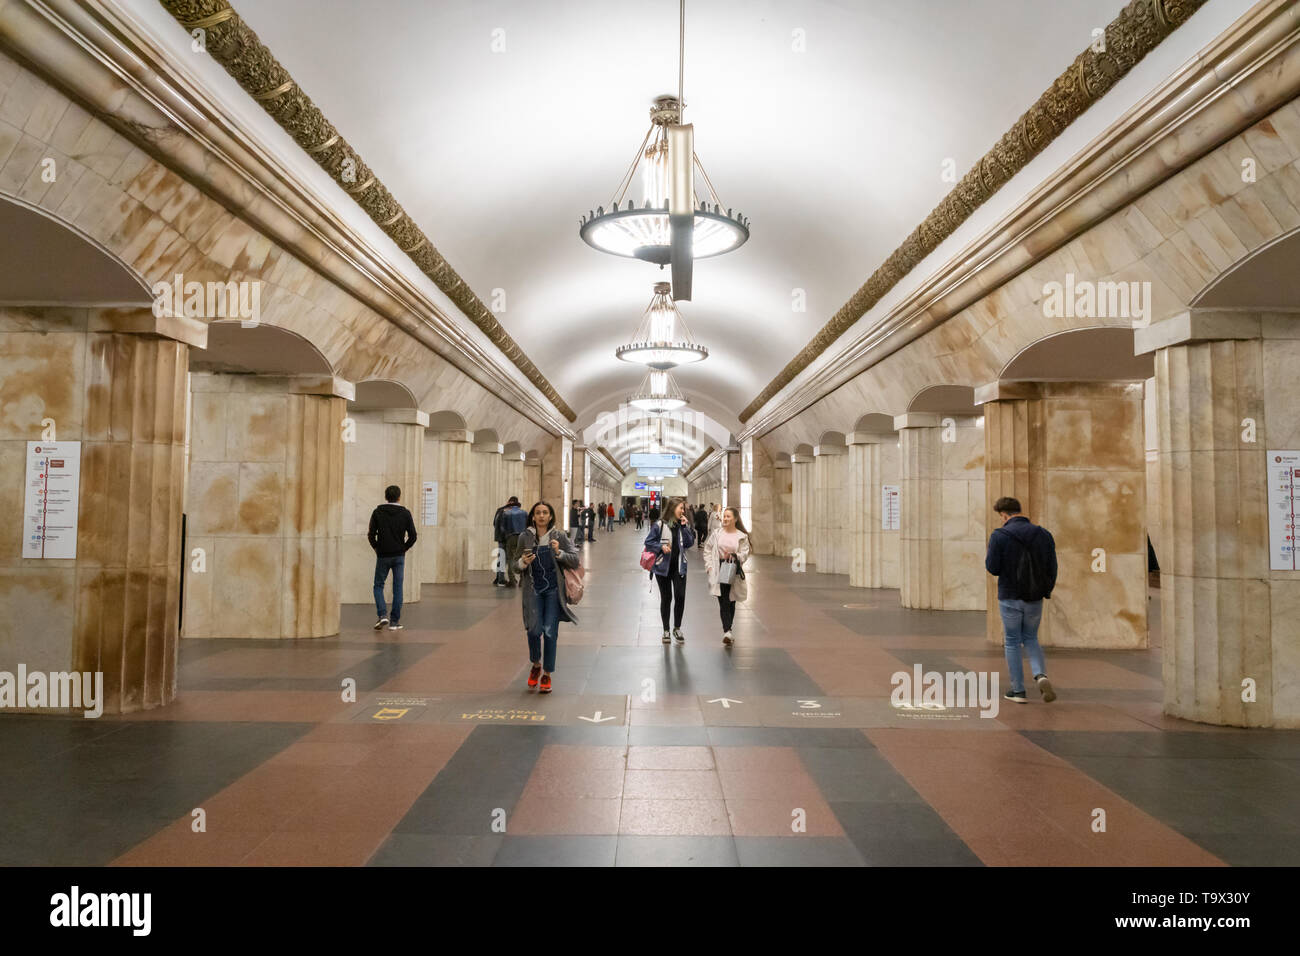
left=627, top=368, right=689, bottom=414
left=615, top=281, right=709, bottom=369
left=579, top=202, right=750, bottom=265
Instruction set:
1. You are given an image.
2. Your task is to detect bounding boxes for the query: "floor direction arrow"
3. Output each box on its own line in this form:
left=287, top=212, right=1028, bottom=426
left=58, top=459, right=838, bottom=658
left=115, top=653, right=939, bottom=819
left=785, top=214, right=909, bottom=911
left=706, top=698, right=744, bottom=709
left=577, top=711, right=616, bottom=723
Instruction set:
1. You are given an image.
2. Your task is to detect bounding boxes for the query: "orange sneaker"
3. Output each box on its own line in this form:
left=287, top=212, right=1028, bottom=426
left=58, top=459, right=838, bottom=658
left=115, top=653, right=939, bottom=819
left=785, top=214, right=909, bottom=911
left=527, top=664, right=542, bottom=688
left=539, top=673, right=552, bottom=694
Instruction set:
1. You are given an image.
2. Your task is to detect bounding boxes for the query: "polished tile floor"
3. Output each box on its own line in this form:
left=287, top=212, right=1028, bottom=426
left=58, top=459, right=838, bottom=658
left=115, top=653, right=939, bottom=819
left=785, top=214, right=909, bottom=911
left=4, top=525, right=1299, bottom=866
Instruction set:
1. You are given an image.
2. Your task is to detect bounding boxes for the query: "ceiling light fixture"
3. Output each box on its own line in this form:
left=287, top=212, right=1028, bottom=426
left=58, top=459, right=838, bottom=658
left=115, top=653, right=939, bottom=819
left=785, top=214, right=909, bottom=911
left=577, top=1, right=748, bottom=300
left=628, top=369, right=689, bottom=414
left=614, top=281, right=708, bottom=370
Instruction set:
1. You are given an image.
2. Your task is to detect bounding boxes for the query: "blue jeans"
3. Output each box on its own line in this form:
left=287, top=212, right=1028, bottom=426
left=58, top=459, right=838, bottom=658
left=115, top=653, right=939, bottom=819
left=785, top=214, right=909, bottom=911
left=374, top=554, right=405, bottom=622
left=528, top=588, right=561, bottom=672
left=999, top=598, right=1046, bottom=694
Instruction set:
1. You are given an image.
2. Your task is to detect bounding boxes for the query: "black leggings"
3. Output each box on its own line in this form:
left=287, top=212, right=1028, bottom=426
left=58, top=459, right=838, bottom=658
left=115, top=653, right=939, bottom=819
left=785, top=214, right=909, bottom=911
left=718, top=583, right=735, bottom=631
left=656, top=571, right=686, bottom=630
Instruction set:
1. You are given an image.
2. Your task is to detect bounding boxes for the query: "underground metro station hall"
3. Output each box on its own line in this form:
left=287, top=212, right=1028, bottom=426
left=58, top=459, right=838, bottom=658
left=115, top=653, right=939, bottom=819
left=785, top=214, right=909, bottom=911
left=1, top=0, right=1299, bottom=917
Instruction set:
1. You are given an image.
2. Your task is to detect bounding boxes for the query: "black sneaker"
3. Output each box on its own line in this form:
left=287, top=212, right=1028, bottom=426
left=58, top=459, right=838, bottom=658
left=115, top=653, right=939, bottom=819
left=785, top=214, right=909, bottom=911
left=1035, top=675, right=1057, bottom=703
left=1003, top=690, right=1027, bottom=704
left=389, top=623, right=403, bottom=631
left=374, top=618, right=389, bottom=630
left=673, top=628, right=685, bottom=644
left=661, top=630, right=671, bottom=644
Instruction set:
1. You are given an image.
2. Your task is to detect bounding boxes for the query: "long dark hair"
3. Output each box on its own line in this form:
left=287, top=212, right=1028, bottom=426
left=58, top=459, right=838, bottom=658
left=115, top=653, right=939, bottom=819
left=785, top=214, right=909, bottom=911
left=665, top=496, right=686, bottom=522
left=528, top=500, right=556, bottom=531
left=724, top=506, right=749, bottom=535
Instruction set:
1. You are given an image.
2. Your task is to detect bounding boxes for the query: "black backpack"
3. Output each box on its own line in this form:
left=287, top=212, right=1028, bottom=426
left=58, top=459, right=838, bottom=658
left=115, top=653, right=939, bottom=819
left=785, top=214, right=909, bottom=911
left=1009, top=525, right=1050, bottom=601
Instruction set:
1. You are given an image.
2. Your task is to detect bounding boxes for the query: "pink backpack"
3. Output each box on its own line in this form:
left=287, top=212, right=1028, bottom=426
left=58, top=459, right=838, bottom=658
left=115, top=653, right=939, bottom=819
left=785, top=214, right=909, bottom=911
left=564, top=565, right=585, bottom=604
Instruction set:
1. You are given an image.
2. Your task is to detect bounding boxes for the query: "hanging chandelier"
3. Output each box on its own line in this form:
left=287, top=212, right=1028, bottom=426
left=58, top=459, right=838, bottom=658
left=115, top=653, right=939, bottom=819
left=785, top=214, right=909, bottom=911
left=614, top=281, right=708, bottom=369
left=628, top=368, right=689, bottom=414
left=578, top=1, right=748, bottom=300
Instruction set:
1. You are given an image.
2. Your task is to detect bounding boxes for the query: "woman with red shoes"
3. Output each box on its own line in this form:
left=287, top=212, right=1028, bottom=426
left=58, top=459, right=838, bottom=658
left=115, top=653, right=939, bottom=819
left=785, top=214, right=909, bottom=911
left=515, top=500, right=580, bottom=694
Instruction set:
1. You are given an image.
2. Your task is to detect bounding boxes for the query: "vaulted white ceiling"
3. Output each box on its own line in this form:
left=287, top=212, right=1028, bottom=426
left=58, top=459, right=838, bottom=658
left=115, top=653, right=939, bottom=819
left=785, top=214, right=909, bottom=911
left=124, top=0, right=1253, bottom=463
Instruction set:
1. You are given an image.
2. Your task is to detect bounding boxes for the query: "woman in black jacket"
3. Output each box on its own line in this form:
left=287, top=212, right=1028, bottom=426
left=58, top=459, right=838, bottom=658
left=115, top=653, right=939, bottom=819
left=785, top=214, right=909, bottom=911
left=643, top=498, right=696, bottom=644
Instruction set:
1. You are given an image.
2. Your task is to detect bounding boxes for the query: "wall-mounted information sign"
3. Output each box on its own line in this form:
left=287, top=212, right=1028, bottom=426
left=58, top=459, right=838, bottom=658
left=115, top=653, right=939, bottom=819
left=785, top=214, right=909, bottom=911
left=23, top=441, right=81, bottom=559
left=881, top=484, right=900, bottom=531
left=1268, top=451, right=1299, bottom=570
left=422, top=480, right=439, bottom=526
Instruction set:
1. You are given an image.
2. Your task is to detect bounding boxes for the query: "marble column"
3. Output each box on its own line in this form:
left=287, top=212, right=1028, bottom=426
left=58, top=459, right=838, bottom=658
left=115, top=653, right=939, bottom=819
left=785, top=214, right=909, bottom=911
left=506, top=450, right=527, bottom=504
left=468, top=438, right=503, bottom=571
left=185, top=373, right=349, bottom=639
left=523, top=457, right=541, bottom=509
left=814, top=443, right=848, bottom=575
left=540, top=437, right=567, bottom=516
left=341, top=409, right=426, bottom=605
left=0, top=307, right=200, bottom=713
left=895, top=413, right=986, bottom=611
left=573, top=445, right=588, bottom=507
left=847, top=432, right=901, bottom=589
left=1144, top=377, right=1161, bottom=561
left=726, top=447, right=742, bottom=513
left=751, top=440, right=774, bottom=555
left=977, top=381, right=1146, bottom=648
left=772, top=457, right=793, bottom=559
left=1136, top=309, right=1300, bottom=727
left=420, top=427, right=471, bottom=584
left=791, top=453, right=815, bottom=568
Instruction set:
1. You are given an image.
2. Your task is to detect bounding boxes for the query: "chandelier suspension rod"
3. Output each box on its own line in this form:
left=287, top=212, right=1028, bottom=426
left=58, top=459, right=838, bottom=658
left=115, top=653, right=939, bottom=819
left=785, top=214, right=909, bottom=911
left=679, top=0, right=686, bottom=119
left=609, top=122, right=656, bottom=209
left=694, top=153, right=722, bottom=205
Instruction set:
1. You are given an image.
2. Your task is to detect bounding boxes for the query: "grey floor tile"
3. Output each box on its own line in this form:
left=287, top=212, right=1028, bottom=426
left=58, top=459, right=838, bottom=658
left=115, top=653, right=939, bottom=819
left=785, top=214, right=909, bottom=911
left=494, top=836, right=618, bottom=867
left=615, top=836, right=739, bottom=867
left=369, top=834, right=504, bottom=866
left=734, top=836, right=865, bottom=867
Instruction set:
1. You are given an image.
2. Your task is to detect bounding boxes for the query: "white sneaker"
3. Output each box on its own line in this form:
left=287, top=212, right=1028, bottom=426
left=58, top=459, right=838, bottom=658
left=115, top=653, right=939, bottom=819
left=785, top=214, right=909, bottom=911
left=722, top=631, right=733, bottom=645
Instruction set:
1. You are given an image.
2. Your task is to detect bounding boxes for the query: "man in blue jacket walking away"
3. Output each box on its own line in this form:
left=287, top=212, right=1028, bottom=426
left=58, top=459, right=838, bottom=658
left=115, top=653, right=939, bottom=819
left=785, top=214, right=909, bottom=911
left=985, top=496, right=1059, bottom=705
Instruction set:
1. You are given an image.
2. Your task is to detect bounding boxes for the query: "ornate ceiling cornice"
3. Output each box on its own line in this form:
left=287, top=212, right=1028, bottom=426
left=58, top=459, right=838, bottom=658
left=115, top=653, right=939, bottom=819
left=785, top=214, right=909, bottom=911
left=157, top=0, right=576, bottom=421
left=739, top=0, right=1208, bottom=424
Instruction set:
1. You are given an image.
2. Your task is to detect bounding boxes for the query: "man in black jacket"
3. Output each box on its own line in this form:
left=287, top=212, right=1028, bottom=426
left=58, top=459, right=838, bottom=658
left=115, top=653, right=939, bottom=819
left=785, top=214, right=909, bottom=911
left=985, top=496, right=1058, bottom=705
left=369, top=485, right=418, bottom=631
left=492, top=499, right=509, bottom=587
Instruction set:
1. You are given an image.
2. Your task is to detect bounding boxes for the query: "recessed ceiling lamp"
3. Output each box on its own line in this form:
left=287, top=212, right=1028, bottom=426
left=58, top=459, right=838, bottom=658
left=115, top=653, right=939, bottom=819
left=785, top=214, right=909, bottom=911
left=628, top=369, right=688, bottom=414
left=577, top=1, right=748, bottom=300
left=615, top=281, right=708, bottom=370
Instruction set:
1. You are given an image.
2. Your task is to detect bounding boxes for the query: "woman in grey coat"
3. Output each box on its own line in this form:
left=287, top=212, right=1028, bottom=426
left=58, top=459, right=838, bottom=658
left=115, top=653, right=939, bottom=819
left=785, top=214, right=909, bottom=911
left=514, top=500, right=580, bottom=694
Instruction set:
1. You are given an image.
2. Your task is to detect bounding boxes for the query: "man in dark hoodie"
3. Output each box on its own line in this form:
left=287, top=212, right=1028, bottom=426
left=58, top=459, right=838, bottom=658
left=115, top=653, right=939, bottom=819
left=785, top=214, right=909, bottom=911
left=369, top=484, right=418, bottom=631
left=985, top=496, right=1058, bottom=705
left=496, top=496, right=528, bottom=588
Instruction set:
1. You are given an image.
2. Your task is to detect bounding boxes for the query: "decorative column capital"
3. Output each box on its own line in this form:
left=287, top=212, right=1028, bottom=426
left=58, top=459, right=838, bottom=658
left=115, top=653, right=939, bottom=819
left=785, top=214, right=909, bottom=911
left=472, top=441, right=504, bottom=454
left=976, top=380, right=1147, bottom=404
left=847, top=431, right=895, bottom=445
left=290, top=375, right=354, bottom=400
left=893, top=412, right=942, bottom=430
left=383, top=408, right=429, bottom=427
left=790, top=453, right=814, bottom=464
left=1133, top=309, right=1286, bottom=354
left=88, top=307, right=206, bottom=348
left=427, top=428, right=472, bottom=443
left=813, top=443, right=847, bottom=456
left=974, top=380, right=1040, bottom=405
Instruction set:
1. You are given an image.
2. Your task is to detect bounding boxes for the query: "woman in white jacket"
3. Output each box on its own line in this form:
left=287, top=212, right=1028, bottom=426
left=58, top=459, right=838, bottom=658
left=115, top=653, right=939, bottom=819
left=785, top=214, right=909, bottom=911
left=703, top=506, right=751, bottom=645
